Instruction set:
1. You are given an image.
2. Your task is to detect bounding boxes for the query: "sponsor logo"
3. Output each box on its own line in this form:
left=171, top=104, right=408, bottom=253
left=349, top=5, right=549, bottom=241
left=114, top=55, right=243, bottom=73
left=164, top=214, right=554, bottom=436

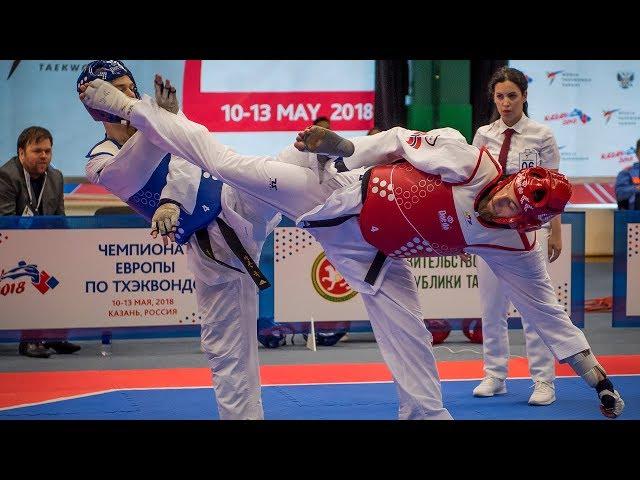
left=6, top=61, right=86, bottom=81
left=310, top=253, right=357, bottom=302
left=544, top=108, right=591, bottom=125
left=602, top=108, right=640, bottom=126
left=603, top=109, right=620, bottom=124
left=438, top=210, right=455, bottom=231
left=545, top=70, right=592, bottom=87
left=0, top=260, right=59, bottom=295
left=600, top=146, right=637, bottom=164
left=515, top=177, right=533, bottom=212
left=617, top=72, right=634, bottom=89
left=406, top=131, right=438, bottom=150
left=6, top=60, right=21, bottom=80
left=559, top=149, right=589, bottom=162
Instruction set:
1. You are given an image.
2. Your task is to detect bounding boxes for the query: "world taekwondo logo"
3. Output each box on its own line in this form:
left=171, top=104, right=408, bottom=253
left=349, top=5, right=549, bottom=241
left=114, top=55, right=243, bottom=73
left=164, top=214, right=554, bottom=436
left=603, top=109, right=620, bottom=124
left=0, top=260, right=60, bottom=296
left=546, top=70, right=563, bottom=85
left=310, top=252, right=357, bottom=302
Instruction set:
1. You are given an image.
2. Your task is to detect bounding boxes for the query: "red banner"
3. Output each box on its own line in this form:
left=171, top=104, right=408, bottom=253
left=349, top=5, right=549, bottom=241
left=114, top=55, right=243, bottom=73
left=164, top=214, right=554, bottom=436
left=182, top=60, right=375, bottom=132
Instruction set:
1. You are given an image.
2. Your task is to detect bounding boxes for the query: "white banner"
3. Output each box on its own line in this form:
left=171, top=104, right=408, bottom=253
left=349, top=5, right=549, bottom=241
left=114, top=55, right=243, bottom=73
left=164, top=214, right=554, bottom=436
left=627, top=223, right=640, bottom=315
left=509, top=60, right=639, bottom=177
left=0, top=229, right=197, bottom=329
left=274, top=226, right=572, bottom=322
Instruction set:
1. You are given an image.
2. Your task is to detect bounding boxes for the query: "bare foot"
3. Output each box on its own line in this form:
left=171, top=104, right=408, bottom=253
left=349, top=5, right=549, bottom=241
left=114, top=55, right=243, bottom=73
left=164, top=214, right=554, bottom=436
left=294, top=126, right=354, bottom=157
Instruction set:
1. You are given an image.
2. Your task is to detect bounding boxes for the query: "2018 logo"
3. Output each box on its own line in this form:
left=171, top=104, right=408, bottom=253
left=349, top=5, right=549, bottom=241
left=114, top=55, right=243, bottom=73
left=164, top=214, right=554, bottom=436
left=0, top=260, right=59, bottom=295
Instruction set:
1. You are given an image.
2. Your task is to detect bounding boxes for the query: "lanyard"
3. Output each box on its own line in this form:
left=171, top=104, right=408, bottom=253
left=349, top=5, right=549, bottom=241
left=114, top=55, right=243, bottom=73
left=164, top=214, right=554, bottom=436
left=23, top=168, right=47, bottom=214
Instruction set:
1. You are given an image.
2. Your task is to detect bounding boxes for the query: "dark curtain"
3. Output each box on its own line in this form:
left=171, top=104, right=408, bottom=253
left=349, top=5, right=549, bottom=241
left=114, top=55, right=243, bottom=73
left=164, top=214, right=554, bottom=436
left=470, top=60, right=508, bottom=136
left=374, top=60, right=408, bottom=130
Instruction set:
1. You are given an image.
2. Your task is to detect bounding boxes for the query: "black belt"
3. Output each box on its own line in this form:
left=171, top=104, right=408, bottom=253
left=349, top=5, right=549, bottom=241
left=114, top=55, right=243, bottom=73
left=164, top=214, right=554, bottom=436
left=299, top=214, right=358, bottom=229
left=194, top=218, right=271, bottom=291
left=299, top=213, right=387, bottom=287
left=364, top=250, right=387, bottom=286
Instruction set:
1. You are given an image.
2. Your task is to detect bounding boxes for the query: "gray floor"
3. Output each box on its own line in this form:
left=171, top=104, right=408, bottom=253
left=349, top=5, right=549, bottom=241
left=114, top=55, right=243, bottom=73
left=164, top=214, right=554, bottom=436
left=2, top=260, right=639, bottom=373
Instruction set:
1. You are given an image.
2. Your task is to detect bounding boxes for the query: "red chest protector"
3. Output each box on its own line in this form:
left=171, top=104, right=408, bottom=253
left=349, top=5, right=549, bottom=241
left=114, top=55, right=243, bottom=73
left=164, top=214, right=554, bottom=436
left=359, top=161, right=466, bottom=258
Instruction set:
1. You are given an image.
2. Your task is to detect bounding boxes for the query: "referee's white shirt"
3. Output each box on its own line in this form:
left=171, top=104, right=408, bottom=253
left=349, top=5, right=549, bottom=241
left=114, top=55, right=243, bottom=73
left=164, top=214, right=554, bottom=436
left=472, top=114, right=560, bottom=174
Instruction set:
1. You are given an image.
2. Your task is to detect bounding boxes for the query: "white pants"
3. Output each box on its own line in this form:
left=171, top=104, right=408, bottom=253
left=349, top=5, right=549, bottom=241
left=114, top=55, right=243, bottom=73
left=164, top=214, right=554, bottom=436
left=196, top=274, right=263, bottom=420
left=476, top=245, right=590, bottom=363
left=129, top=99, right=452, bottom=420
left=477, top=229, right=556, bottom=382
left=358, top=253, right=452, bottom=419
left=309, top=218, right=452, bottom=420
left=86, top=125, right=276, bottom=420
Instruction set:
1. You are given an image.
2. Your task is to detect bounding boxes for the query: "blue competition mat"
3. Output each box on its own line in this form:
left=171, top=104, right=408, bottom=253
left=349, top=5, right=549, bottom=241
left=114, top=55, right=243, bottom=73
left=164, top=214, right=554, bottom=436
left=1, top=376, right=637, bottom=420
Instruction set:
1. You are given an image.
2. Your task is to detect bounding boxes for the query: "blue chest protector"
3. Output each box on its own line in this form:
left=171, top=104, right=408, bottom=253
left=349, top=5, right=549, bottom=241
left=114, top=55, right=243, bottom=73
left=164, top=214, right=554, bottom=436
left=126, top=153, right=222, bottom=244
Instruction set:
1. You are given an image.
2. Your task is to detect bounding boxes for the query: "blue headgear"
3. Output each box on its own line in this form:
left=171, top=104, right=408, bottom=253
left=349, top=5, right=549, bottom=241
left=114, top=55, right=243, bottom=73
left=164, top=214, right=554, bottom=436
left=77, top=60, right=141, bottom=124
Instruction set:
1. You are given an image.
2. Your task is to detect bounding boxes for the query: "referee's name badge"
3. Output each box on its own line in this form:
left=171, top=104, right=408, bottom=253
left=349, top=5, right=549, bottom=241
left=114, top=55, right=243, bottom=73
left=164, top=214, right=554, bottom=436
left=519, top=149, right=539, bottom=169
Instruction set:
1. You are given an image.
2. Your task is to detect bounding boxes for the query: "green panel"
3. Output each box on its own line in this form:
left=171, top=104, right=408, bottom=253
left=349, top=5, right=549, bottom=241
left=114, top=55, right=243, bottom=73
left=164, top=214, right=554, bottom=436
left=408, top=105, right=435, bottom=131
left=411, top=60, right=434, bottom=104
left=439, top=60, right=470, bottom=103
left=440, top=104, right=473, bottom=143
left=407, top=60, right=471, bottom=138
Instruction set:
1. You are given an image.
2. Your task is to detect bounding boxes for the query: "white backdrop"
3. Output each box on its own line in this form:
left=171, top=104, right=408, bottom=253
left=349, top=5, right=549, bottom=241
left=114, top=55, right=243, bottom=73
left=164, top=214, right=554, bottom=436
left=274, top=226, right=573, bottom=323
left=509, top=60, right=639, bottom=177
left=0, top=229, right=197, bottom=329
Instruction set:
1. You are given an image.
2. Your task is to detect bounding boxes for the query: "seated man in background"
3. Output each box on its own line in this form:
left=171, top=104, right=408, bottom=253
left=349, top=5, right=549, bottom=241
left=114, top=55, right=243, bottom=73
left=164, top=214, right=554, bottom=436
left=79, top=77, right=626, bottom=418
left=615, top=139, right=640, bottom=210
left=0, top=126, right=81, bottom=358
left=78, top=60, right=281, bottom=420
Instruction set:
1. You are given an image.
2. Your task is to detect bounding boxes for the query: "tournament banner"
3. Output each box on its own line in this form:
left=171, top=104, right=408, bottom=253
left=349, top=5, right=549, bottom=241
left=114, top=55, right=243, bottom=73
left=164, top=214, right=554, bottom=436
left=274, top=215, right=584, bottom=327
left=0, top=60, right=374, bottom=177
left=0, top=227, right=198, bottom=330
left=509, top=60, right=639, bottom=177
left=613, top=210, right=640, bottom=326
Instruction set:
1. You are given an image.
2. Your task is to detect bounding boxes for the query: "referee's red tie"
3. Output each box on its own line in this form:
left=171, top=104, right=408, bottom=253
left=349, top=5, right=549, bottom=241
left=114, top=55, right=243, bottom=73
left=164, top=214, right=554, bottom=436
left=497, top=128, right=515, bottom=174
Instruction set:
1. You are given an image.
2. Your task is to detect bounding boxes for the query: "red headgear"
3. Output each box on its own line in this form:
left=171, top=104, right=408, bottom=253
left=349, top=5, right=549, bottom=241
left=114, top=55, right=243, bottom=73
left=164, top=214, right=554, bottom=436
left=487, top=167, right=572, bottom=232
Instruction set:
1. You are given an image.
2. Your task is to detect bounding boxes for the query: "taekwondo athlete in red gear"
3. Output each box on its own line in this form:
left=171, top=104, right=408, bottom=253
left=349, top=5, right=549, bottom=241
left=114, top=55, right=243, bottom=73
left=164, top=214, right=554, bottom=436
left=79, top=78, right=625, bottom=419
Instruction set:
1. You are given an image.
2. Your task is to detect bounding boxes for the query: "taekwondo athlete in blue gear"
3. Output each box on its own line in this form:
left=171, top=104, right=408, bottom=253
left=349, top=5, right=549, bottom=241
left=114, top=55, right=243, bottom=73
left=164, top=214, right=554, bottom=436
left=79, top=60, right=282, bottom=419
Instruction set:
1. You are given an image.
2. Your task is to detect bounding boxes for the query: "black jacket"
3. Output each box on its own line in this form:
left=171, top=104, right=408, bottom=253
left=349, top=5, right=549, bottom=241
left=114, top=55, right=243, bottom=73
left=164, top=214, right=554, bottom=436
left=0, top=156, right=65, bottom=216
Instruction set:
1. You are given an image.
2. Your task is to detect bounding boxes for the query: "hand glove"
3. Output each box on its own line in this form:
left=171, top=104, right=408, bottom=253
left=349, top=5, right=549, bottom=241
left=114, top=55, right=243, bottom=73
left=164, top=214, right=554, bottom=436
left=78, top=79, right=138, bottom=120
left=151, top=202, right=180, bottom=245
left=154, top=74, right=179, bottom=114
